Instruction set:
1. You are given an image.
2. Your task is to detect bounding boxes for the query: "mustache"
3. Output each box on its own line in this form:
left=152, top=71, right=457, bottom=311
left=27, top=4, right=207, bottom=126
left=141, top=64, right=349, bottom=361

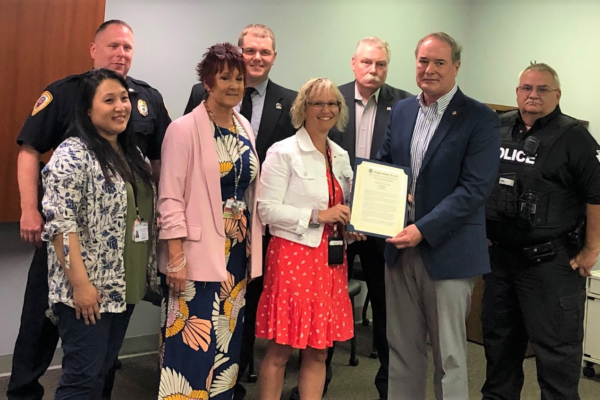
left=363, top=75, right=381, bottom=83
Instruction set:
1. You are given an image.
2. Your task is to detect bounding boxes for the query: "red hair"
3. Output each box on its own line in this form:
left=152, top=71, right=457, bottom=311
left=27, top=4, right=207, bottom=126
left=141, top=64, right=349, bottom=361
left=196, top=43, right=246, bottom=90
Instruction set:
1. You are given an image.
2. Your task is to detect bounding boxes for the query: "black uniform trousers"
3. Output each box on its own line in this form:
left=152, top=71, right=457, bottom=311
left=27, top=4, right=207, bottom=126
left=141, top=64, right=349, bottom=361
left=481, top=244, right=586, bottom=400
left=8, top=243, right=59, bottom=400
left=345, top=236, right=389, bottom=399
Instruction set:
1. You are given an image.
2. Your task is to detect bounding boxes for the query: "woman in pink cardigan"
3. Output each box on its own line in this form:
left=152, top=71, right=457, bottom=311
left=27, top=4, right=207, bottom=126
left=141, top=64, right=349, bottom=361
left=156, top=43, right=262, bottom=400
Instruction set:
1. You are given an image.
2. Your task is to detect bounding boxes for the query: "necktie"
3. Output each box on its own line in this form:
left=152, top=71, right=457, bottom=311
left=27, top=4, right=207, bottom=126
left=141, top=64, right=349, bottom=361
left=240, top=87, right=256, bottom=122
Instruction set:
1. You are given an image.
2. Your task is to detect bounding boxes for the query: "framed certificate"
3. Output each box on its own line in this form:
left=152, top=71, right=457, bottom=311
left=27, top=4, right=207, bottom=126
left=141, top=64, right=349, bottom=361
left=347, top=158, right=411, bottom=238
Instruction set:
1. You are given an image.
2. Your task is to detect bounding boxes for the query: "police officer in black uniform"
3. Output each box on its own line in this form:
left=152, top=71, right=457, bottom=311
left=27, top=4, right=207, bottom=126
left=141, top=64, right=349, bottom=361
left=8, top=20, right=170, bottom=400
left=482, top=63, right=600, bottom=400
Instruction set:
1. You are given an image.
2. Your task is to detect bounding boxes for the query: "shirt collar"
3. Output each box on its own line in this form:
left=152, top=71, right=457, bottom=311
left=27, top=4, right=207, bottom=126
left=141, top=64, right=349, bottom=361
left=416, top=85, right=458, bottom=114
left=296, top=126, right=347, bottom=157
left=354, top=82, right=380, bottom=104
left=517, top=105, right=561, bottom=132
left=125, top=76, right=137, bottom=93
left=250, top=78, right=269, bottom=97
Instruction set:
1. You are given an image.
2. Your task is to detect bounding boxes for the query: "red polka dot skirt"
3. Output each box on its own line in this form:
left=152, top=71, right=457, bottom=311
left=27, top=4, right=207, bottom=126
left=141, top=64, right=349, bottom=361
left=256, top=173, right=354, bottom=349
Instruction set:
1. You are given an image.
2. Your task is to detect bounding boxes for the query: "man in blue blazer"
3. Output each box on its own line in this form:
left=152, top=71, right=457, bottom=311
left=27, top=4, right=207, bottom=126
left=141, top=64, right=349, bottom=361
left=377, top=32, right=500, bottom=399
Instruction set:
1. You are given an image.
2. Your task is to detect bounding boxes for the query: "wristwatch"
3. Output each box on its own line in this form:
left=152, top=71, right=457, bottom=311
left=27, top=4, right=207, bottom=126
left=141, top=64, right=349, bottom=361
left=309, top=209, right=320, bottom=228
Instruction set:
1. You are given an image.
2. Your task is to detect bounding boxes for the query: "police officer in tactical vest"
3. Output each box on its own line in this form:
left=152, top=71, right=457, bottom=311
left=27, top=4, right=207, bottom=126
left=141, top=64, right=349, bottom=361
left=482, top=63, right=600, bottom=400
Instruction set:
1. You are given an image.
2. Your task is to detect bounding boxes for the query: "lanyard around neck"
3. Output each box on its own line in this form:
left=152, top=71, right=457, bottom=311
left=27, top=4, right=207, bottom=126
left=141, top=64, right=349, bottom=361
left=326, top=144, right=336, bottom=207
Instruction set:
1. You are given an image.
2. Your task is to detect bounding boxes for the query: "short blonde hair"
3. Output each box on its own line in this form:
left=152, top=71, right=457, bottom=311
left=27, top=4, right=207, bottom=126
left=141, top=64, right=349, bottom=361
left=356, top=36, right=391, bottom=63
left=238, top=24, right=276, bottom=50
left=290, top=78, right=349, bottom=132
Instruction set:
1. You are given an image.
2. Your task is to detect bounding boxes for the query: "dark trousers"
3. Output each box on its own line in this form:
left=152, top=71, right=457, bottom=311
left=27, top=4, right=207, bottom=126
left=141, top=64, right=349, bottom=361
left=481, top=245, right=586, bottom=400
left=54, top=303, right=134, bottom=400
left=236, top=233, right=271, bottom=390
left=238, top=275, right=263, bottom=378
left=7, top=244, right=59, bottom=400
left=328, top=236, right=389, bottom=399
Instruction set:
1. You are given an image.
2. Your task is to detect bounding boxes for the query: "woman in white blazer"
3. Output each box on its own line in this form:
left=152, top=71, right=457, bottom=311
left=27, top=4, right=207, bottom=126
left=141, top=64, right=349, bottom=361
left=256, top=78, right=355, bottom=400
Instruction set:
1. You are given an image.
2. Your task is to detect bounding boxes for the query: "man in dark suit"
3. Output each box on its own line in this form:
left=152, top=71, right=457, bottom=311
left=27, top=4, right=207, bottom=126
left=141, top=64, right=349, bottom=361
left=377, top=32, right=500, bottom=399
left=329, top=36, right=411, bottom=400
left=183, top=24, right=296, bottom=400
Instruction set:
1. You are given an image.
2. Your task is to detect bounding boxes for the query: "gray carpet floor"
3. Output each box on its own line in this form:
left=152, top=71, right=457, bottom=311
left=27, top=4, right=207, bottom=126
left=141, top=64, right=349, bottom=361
left=2, top=323, right=600, bottom=399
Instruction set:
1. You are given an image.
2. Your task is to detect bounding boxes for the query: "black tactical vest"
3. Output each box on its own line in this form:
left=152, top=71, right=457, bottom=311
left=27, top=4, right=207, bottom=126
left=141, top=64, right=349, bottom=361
left=486, top=110, right=583, bottom=236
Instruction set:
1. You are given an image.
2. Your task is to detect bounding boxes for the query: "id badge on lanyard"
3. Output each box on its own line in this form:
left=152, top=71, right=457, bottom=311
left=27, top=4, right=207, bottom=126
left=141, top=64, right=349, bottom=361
left=133, top=219, right=149, bottom=242
left=326, top=145, right=344, bottom=266
left=328, top=224, right=344, bottom=266
left=224, top=198, right=246, bottom=220
left=131, top=185, right=148, bottom=242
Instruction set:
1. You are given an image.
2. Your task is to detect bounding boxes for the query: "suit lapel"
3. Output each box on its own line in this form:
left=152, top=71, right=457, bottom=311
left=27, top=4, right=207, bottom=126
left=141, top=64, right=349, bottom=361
left=371, top=84, right=393, bottom=159
left=341, top=83, right=356, bottom=164
left=402, top=100, right=419, bottom=164
left=419, top=89, right=465, bottom=173
left=256, top=80, right=282, bottom=157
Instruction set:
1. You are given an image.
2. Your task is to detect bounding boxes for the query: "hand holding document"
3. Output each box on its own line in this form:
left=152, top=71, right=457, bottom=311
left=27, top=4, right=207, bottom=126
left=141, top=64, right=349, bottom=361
left=347, top=159, right=410, bottom=238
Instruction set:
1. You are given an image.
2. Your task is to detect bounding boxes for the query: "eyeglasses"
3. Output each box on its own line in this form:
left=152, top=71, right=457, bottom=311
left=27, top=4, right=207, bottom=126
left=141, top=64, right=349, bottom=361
left=212, top=45, right=243, bottom=58
left=307, top=101, right=341, bottom=109
left=517, top=85, right=559, bottom=95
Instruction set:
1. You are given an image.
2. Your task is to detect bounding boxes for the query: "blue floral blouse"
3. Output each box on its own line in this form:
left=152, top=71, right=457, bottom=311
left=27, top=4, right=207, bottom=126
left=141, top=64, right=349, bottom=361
left=42, top=137, right=158, bottom=313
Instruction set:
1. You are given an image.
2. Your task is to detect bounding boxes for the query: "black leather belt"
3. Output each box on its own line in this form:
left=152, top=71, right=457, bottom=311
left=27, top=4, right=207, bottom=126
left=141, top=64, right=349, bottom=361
left=493, top=235, right=574, bottom=263
left=493, top=235, right=571, bottom=251
left=520, top=236, right=573, bottom=263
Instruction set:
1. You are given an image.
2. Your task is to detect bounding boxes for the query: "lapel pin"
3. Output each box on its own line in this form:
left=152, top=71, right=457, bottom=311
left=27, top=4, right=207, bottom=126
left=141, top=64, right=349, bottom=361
left=452, top=111, right=457, bottom=115
left=276, top=102, right=282, bottom=110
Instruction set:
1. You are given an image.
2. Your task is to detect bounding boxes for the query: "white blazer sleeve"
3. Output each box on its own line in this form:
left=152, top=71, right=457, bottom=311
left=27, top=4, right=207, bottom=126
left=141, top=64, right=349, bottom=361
left=257, top=144, right=312, bottom=235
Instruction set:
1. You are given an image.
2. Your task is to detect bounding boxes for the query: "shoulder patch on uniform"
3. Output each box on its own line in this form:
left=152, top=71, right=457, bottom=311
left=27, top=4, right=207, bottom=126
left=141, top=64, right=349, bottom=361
left=138, top=99, right=148, bottom=116
left=31, top=91, right=53, bottom=116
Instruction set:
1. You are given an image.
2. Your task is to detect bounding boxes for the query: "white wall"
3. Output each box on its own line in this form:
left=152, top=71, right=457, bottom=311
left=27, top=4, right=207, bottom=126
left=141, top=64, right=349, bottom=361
left=462, top=0, right=600, bottom=136
left=105, top=0, right=471, bottom=120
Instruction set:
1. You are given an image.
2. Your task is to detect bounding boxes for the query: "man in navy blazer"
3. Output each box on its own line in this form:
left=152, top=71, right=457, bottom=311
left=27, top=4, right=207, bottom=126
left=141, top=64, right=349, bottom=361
left=377, top=32, right=500, bottom=399
left=184, top=25, right=296, bottom=400
left=329, top=36, right=411, bottom=400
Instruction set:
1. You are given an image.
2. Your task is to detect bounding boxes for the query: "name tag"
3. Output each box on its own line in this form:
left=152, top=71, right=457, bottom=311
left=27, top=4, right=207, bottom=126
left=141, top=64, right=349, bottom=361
left=499, top=177, right=515, bottom=187
left=133, top=220, right=149, bottom=242
left=224, top=198, right=246, bottom=220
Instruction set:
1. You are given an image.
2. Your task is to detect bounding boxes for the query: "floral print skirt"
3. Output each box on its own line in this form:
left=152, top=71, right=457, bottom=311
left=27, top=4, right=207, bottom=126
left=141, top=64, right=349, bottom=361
left=158, top=239, right=247, bottom=399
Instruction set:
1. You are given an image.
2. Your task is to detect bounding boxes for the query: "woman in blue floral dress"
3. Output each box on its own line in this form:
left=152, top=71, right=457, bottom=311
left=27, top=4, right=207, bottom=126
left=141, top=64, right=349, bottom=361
left=42, top=69, right=157, bottom=399
left=157, top=43, right=262, bottom=400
